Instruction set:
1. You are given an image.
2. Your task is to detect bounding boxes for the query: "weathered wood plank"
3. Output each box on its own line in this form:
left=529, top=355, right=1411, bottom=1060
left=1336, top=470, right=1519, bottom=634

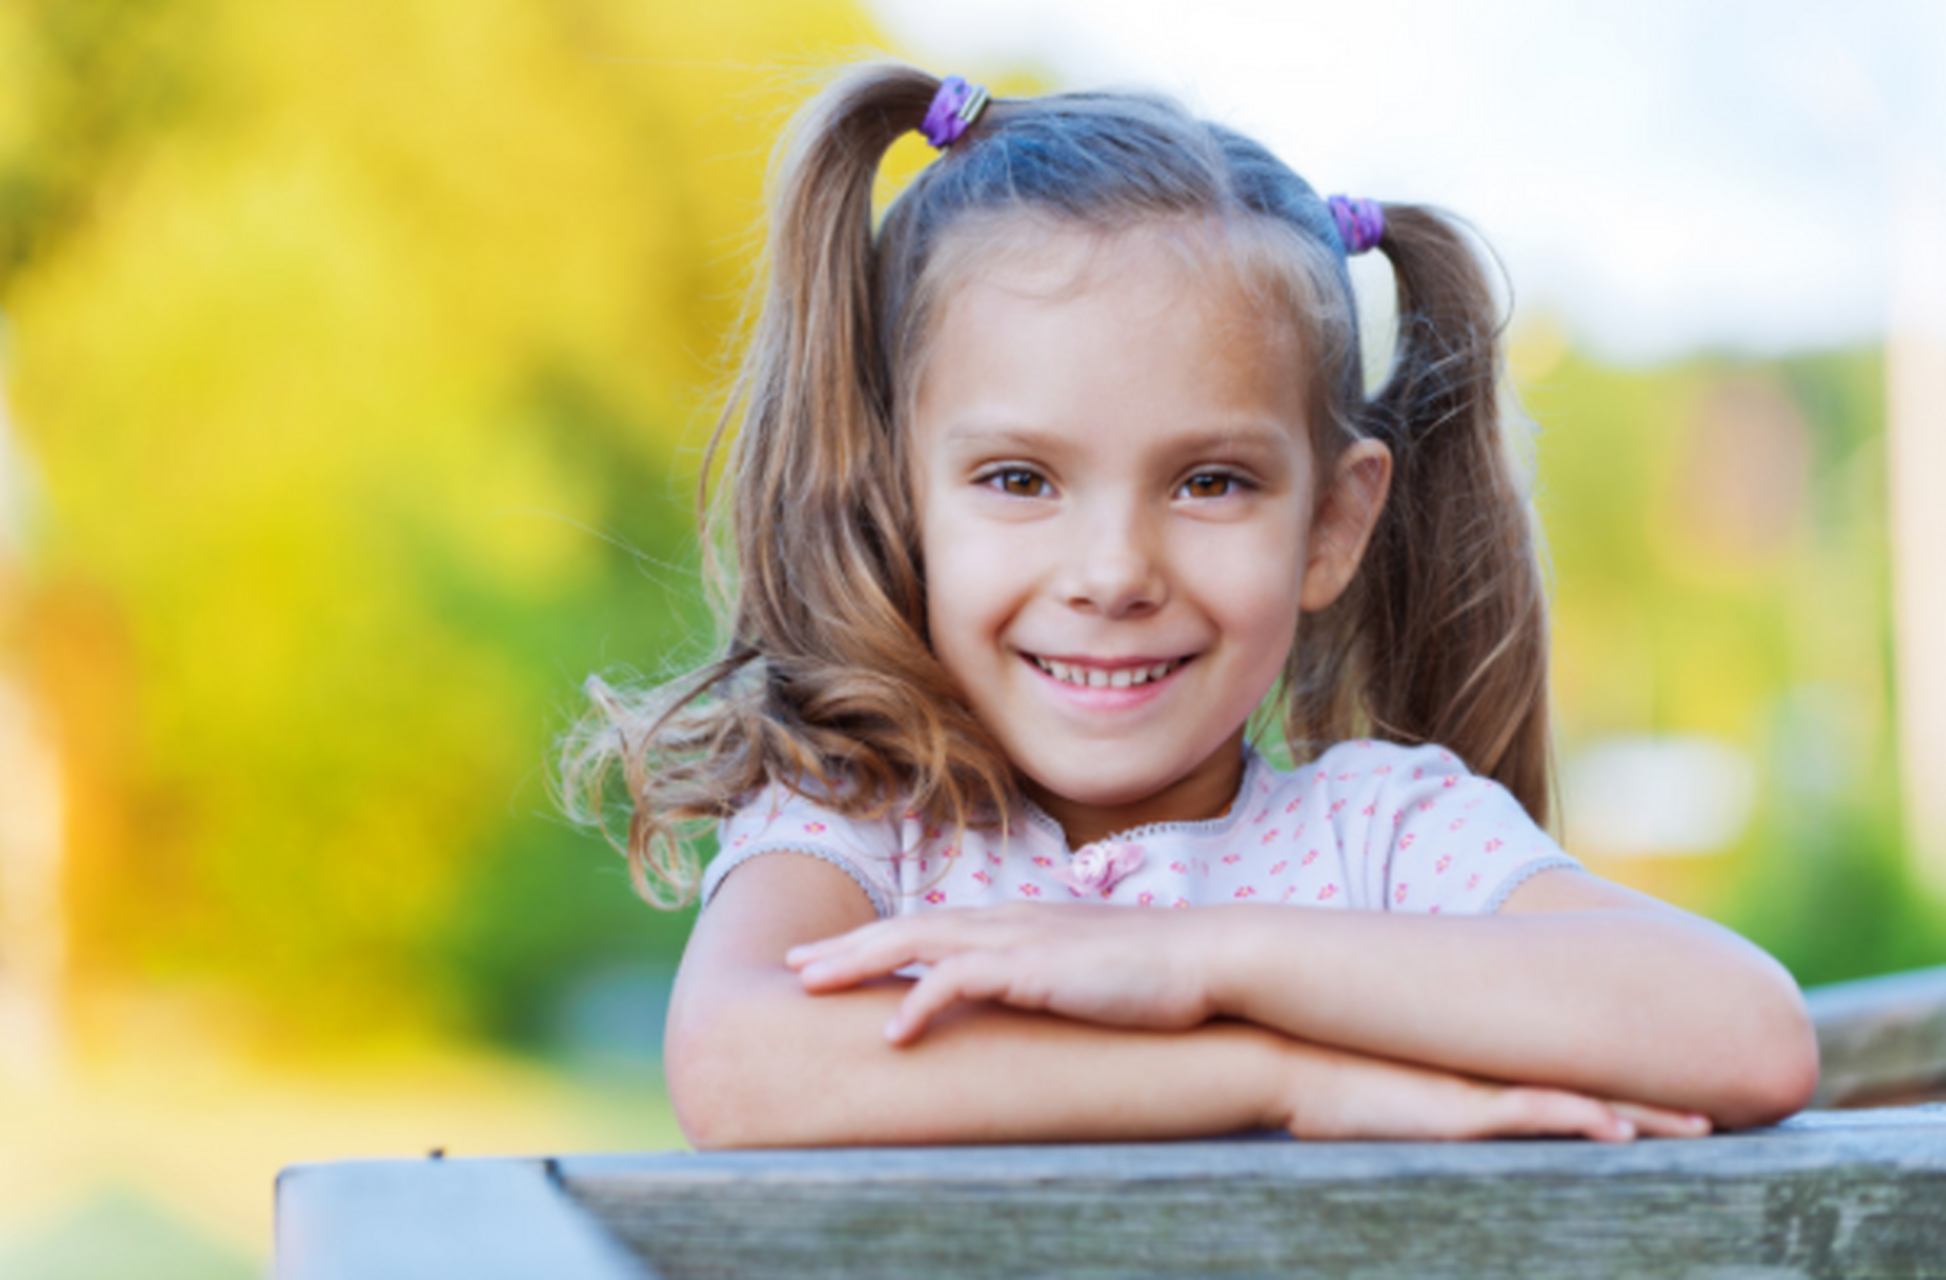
left=558, top=1107, right=1946, bottom=1280
left=273, top=963, right=1946, bottom=1276
left=1809, top=964, right=1946, bottom=1106
left=277, top=1156, right=659, bottom=1280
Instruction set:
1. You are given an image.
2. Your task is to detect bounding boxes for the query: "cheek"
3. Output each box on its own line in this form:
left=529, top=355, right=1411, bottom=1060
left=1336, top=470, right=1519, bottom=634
left=1232, top=581, right=1303, bottom=667
left=1204, top=523, right=1307, bottom=669
left=920, top=499, right=1008, bottom=672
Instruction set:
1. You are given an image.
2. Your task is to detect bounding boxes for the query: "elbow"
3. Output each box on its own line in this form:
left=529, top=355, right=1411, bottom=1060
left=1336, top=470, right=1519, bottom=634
left=1754, top=997, right=1822, bottom=1126
left=666, top=1007, right=774, bottom=1151
left=673, top=1101, right=760, bottom=1153
left=667, top=1051, right=741, bottom=1152
left=666, top=992, right=831, bottom=1151
left=1711, top=976, right=1822, bottom=1131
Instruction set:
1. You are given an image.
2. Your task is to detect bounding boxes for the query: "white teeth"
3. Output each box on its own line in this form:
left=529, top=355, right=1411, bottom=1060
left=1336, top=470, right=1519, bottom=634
left=1033, top=656, right=1181, bottom=688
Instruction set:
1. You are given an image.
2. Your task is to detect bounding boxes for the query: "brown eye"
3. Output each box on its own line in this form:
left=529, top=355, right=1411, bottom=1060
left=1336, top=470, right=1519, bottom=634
left=993, top=469, right=1047, bottom=497
left=1181, top=473, right=1235, bottom=499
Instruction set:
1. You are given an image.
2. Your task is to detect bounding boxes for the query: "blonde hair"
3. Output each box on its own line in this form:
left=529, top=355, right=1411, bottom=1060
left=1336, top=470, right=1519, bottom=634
left=560, top=63, right=1551, bottom=907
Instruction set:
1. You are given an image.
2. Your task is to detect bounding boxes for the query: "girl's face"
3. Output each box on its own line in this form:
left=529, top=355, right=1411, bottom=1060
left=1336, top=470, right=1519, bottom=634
left=911, top=222, right=1385, bottom=845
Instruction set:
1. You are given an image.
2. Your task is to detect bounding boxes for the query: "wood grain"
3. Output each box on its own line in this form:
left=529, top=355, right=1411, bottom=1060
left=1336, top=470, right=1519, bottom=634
left=558, top=1107, right=1946, bottom=1280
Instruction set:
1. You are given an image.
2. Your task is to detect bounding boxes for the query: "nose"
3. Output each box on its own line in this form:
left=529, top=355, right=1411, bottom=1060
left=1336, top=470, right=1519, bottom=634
left=1058, top=504, right=1168, bottom=619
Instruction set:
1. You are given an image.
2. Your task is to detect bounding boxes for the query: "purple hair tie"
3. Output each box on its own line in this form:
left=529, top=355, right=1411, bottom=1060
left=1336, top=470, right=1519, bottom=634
left=1327, top=195, right=1386, bottom=255
left=920, top=76, right=991, bottom=149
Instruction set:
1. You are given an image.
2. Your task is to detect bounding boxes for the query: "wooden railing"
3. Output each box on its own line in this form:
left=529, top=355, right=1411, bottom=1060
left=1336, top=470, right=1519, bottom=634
left=276, top=965, right=1946, bottom=1279
left=1805, top=964, right=1946, bottom=1108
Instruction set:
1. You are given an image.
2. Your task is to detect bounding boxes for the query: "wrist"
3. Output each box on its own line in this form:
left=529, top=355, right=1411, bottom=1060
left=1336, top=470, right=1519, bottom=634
left=1174, top=906, right=1237, bottom=1023
left=1249, top=1031, right=1340, bottom=1135
left=1194, top=904, right=1287, bottom=1022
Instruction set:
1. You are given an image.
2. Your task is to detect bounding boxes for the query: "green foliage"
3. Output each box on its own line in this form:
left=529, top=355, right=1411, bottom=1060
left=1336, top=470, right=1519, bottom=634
left=0, top=0, right=216, bottom=288
left=1527, top=339, right=1946, bottom=986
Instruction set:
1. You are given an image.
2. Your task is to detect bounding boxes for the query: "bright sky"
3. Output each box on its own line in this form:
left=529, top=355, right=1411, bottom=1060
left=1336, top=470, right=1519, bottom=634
left=866, top=0, right=1946, bottom=362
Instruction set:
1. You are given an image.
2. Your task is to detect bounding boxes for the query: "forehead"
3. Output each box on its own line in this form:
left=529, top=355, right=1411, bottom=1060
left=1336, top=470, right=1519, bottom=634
left=911, top=219, right=1309, bottom=437
left=926, top=215, right=1295, bottom=335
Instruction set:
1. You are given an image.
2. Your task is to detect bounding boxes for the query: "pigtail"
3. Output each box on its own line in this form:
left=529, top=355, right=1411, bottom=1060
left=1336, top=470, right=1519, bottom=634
left=714, top=63, right=933, bottom=711
left=1326, top=206, right=1552, bottom=824
left=717, top=61, right=1012, bottom=810
left=562, top=64, right=1013, bottom=906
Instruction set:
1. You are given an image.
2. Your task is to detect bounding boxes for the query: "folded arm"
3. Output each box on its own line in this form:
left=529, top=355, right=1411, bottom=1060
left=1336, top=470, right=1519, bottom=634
left=668, top=852, right=1278, bottom=1147
left=1205, top=869, right=1818, bottom=1128
left=789, top=868, right=1818, bottom=1131
left=669, top=853, right=1708, bottom=1149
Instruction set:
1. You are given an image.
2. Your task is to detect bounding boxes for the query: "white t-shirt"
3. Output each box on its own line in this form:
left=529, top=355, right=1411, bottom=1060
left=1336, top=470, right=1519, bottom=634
left=702, top=739, right=1578, bottom=918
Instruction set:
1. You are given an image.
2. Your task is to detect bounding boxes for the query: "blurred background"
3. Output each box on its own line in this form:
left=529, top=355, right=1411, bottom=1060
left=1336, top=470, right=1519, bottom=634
left=1, top=0, right=1942, bottom=1274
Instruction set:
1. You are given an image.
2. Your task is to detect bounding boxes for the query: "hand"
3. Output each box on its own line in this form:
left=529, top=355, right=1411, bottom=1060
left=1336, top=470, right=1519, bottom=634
left=785, top=902, right=1215, bottom=1044
left=1282, top=1040, right=1715, bottom=1144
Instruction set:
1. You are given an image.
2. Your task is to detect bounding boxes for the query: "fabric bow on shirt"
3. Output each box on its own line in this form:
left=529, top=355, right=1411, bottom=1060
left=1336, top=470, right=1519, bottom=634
left=1057, top=841, right=1146, bottom=896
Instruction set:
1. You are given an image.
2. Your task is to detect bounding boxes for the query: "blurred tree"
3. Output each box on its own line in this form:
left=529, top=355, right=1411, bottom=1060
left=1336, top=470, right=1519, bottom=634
left=1529, top=340, right=1945, bottom=985
left=0, top=0, right=890, bottom=1043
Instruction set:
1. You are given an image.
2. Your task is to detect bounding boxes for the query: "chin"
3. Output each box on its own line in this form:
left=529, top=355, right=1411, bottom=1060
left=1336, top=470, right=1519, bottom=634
left=1023, top=764, right=1178, bottom=810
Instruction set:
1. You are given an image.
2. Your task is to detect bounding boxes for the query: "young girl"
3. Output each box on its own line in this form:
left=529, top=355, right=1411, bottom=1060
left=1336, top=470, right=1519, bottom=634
left=565, top=64, right=1819, bottom=1148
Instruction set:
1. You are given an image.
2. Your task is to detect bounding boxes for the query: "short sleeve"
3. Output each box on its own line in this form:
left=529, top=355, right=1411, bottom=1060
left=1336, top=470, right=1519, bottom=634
left=700, top=782, right=903, bottom=917
left=1344, top=742, right=1579, bottom=915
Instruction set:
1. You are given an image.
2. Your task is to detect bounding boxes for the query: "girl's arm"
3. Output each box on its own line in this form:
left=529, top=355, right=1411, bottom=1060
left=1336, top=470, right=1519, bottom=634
left=670, top=853, right=1709, bottom=1148
left=790, top=869, right=1817, bottom=1131
left=1207, top=869, right=1817, bottom=1128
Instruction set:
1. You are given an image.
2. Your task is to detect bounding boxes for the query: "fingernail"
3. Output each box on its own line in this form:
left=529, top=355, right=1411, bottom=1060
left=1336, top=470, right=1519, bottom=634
left=1615, top=1118, right=1636, bottom=1141
left=883, top=1018, right=903, bottom=1042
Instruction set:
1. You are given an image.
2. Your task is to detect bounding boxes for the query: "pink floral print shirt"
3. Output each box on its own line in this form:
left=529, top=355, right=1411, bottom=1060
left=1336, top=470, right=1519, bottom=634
left=702, top=740, right=1578, bottom=918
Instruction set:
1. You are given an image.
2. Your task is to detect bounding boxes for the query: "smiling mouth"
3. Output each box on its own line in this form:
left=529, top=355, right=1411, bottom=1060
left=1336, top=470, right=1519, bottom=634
left=1029, top=655, right=1186, bottom=689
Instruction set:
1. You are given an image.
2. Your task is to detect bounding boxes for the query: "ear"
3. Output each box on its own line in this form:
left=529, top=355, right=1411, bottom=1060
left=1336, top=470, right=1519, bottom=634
left=1299, top=439, right=1393, bottom=612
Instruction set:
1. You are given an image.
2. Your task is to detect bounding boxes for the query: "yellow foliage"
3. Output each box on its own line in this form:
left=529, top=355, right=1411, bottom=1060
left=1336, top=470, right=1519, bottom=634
left=0, top=0, right=895, bottom=1037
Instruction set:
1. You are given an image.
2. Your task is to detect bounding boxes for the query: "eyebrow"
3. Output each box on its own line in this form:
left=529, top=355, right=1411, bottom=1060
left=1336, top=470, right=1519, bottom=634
left=939, top=420, right=1299, bottom=461
left=941, top=422, right=1048, bottom=447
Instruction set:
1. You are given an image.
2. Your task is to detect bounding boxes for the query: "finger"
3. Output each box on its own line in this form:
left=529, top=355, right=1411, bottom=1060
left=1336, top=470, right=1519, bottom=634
left=885, top=953, right=1027, bottom=1045
left=1484, top=1088, right=1635, bottom=1143
left=796, top=946, right=926, bottom=992
left=1608, top=1101, right=1712, bottom=1139
left=787, top=903, right=1064, bottom=970
left=797, top=912, right=1039, bottom=989
left=790, top=921, right=940, bottom=988
left=783, top=940, right=832, bottom=969
left=785, top=919, right=905, bottom=969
